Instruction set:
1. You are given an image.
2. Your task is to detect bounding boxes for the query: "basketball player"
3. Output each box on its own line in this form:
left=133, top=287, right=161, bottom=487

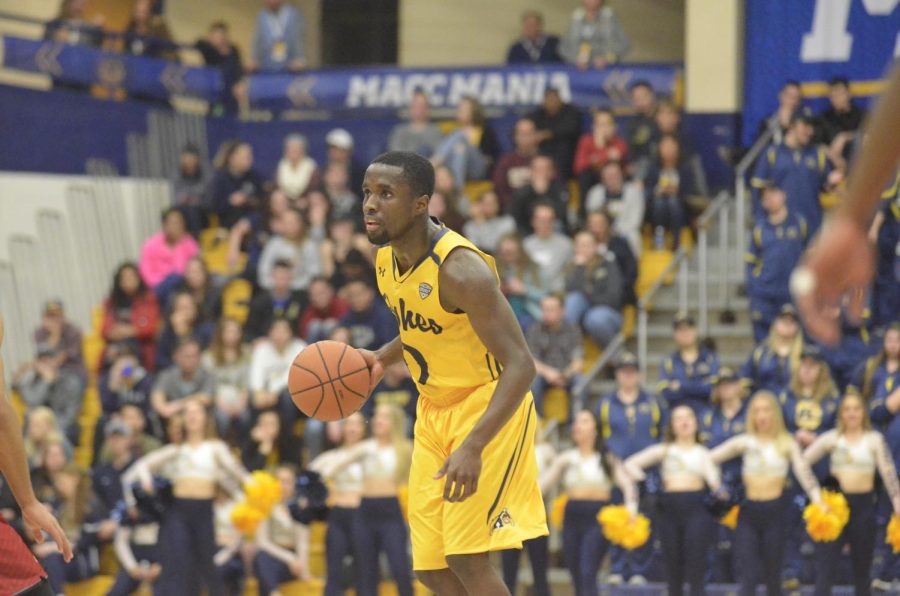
left=795, top=63, right=900, bottom=343
left=0, top=316, right=73, bottom=595
left=358, top=151, right=547, bottom=595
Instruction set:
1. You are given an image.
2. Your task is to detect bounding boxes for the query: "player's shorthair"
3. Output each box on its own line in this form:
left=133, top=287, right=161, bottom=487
left=371, top=151, right=435, bottom=199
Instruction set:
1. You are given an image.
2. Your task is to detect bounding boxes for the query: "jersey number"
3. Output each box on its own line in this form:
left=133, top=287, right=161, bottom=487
left=402, top=343, right=429, bottom=385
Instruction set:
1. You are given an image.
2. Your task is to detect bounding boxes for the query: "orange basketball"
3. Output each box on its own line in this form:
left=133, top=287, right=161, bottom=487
left=288, top=340, right=371, bottom=421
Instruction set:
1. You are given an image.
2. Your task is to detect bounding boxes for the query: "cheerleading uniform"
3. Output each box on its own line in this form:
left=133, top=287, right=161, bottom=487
left=804, top=430, right=900, bottom=596
left=122, top=440, right=247, bottom=596
left=540, top=448, right=634, bottom=596
left=711, top=434, right=821, bottom=596
left=625, top=443, right=720, bottom=596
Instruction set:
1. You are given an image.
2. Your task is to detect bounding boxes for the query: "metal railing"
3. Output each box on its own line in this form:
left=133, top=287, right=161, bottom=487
left=733, top=129, right=774, bottom=274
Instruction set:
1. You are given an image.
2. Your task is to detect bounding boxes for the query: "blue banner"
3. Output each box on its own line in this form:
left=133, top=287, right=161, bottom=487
left=248, top=63, right=680, bottom=115
left=2, top=36, right=223, bottom=102
left=744, top=0, right=898, bottom=145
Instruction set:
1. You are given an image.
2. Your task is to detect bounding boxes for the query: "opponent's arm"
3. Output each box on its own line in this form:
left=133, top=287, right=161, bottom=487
left=0, top=317, right=72, bottom=560
left=434, top=248, right=537, bottom=502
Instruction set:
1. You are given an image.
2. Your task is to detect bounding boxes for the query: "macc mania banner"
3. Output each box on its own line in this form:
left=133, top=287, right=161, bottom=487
left=247, top=63, right=680, bottom=116
left=744, top=0, right=899, bottom=145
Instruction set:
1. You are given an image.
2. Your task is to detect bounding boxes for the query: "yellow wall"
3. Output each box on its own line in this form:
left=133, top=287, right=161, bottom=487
left=399, top=0, right=684, bottom=67
left=685, top=0, right=742, bottom=112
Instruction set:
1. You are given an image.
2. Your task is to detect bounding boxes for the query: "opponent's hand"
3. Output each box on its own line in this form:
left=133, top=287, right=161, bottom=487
left=357, top=349, right=385, bottom=395
left=434, top=443, right=482, bottom=503
left=22, top=500, right=72, bottom=562
left=793, top=214, right=873, bottom=345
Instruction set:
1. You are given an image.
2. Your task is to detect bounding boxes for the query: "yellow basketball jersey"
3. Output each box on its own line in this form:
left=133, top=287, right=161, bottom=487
left=375, top=224, right=502, bottom=406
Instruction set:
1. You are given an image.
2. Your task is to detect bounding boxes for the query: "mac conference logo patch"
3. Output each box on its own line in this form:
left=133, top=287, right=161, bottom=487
left=418, top=283, right=433, bottom=300
left=491, top=508, right=515, bottom=534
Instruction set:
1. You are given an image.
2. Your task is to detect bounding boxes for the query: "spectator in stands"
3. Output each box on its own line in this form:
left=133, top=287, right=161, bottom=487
left=96, top=346, right=154, bottom=458
left=123, top=0, right=174, bottom=60
left=209, top=140, right=264, bottom=230
left=757, top=80, right=802, bottom=147
left=527, top=294, right=584, bottom=417
left=31, top=434, right=72, bottom=504
left=510, top=155, right=568, bottom=236
left=433, top=164, right=471, bottom=217
left=196, top=21, right=246, bottom=116
left=155, top=290, right=214, bottom=370
left=851, top=323, right=900, bottom=403
left=560, top=0, right=630, bottom=68
left=496, top=234, right=547, bottom=330
left=339, top=278, right=397, bottom=352
left=169, top=256, right=223, bottom=324
left=90, top=419, right=135, bottom=512
left=170, top=144, right=209, bottom=236
left=524, top=202, right=574, bottom=292
left=585, top=210, right=638, bottom=306
left=463, top=189, right=516, bottom=254
left=745, top=180, right=809, bottom=342
left=574, top=109, right=628, bottom=201
left=817, top=76, right=865, bottom=145
left=645, top=135, right=698, bottom=250
left=320, top=216, right=373, bottom=289
left=625, top=81, right=658, bottom=179
left=245, top=259, right=307, bottom=343
left=250, top=0, right=306, bottom=73
left=254, top=466, right=310, bottom=591
left=741, top=305, right=803, bottom=395
left=34, top=299, right=87, bottom=387
left=139, top=208, right=200, bottom=298
left=658, top=313, right=719, bottom=413
left=257, top=207, right=321, bottom=293
left=529, top=87, right=582, bottom=180
left=564, top=230, right=624, bottom=347
left=323, top=162, right=360, bottom=222
left=276, top=133, right=319, bottom=200
left=780, top=346, right=839, bottom=451
left=107, top=403, right=160, bottom=461
left=388, top=91, right=444, bottom=157
left=870, top=185, right=900, bottom=329
left=429, top=191, right=466, bottom=234
left=44, top=0, right=103, bottom=48
left=507, top=10, right=561, bottom=64
left=362, top=363, right=419, bottom=433
left=325, top=128, right=366, bottom=194
left=584, top=160, right=644, bottom=255
left=102, top=262, right=160, bottom=371
left=751, top=108, right=840, bottom=233
left=13, top=343, right=83, bottom=446
left=203, top=318, right=251, bottom=440
left=242, top=409, right=282, bottom=471
left=299, top=277, right=348, bottom=342
left=227, top=189, right=293, bottom=282
left=493, top=118, right=540, bottom=207
left=151, top=337, right=214, bottom=424
left=652, top=99, right=709, bottom=199
left=432, top=96, right=500, bottom=183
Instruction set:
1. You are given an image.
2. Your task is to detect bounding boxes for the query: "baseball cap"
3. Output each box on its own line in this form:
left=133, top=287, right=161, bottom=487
left=672, top=312, right=695, bottom=328
left=326, top=128, right=354, bottom=150
left=714, top=366, right=739, bottom=385
left=614, top=351, right=639, bottom=370
left=105, top=419, right=132, bottom=438
left=778, top=304, right=798, bottom=320
left=790, top=107, right=815, bottom=126
left=801, top=345, right=824, bottom=362
left=44, top=299, right=64, bottom=315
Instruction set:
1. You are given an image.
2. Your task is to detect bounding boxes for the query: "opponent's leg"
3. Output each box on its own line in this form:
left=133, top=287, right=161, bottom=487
left=446, top=552, right=511, bottom=596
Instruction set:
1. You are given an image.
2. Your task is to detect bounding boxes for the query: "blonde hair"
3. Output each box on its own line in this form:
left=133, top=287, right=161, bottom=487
left=747, top=391, right=794, bottom=456
left=789, top=358, right=837, bottom=403
left=376, top=403, right=413, bottom=485
left=56, top=464, right=92, bottom=534
left=837, top=391, right=872, bottom=434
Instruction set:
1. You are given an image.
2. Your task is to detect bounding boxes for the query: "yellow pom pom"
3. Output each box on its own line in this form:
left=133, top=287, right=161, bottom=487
left=397, top=486, right=409, bottom=522
left=550, top=495, right=568, bottom=530
left=886, top=514, right=900, bottom=554
left=596, top=505, right=650, bottom=550
left=720, top=505, right=739, bottom=530
left=804, top=490, right=850, bottom=543
left=230, top=501, right=264, bottom=537
left=244, top=471, right=282, bottom=517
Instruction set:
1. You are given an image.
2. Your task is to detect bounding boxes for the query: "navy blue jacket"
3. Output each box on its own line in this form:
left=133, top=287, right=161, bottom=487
left=595, top=389, right=666, bottom=459
left=869, top=375, right=900, bottom=468
left=746, top=211, right=808, bottom=301
left=506, top=36, right=562, bottom=64
left=658, top=348, right=720, bottom=411
left=740, top=343, right=795, bottom=395
left=701, top=401, right=747, bottom=482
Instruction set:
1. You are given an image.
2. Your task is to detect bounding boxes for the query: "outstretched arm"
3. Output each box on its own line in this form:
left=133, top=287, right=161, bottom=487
left=0, top=317, right=72, bottom=561
left=434, top=248, right=537, bottom=503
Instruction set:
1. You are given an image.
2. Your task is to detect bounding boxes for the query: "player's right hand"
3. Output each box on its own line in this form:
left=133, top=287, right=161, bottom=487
left=22, top=500, right=73, bottom=562
left=794, top=214, right=873, bottom=345
left=357, top=349, right=385, bottom=395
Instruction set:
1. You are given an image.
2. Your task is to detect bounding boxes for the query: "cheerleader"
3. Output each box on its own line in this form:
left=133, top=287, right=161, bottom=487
left=309, top=412, right=366, bottom=596
left=804, top=390, right=900, bottom=596
left=254, top=465, right=311, bottom=596
left=312, top=404, right=413, bottom=596
left=624, top=405, right=721, bottom=596
left=501, top=422, right=556, bottom=596
left=711, top=391, right=822, bottom=596
left=740, top=305, right=804, bottom=395
left=539, top=410, right=635, bottom=596
left=123, top=398, right=248, bottom=596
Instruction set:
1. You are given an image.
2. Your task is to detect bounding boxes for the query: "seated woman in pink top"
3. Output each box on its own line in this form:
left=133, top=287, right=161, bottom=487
left=139, top=208, right=200, bottom=298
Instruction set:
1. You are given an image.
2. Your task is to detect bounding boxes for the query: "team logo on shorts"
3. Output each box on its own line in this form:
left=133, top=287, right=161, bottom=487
left=418, top=283, right=433, bottom=300
left=491, top=508, right=515, bottom=534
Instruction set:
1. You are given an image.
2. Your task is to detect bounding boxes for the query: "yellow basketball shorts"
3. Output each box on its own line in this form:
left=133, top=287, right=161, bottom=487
left=408, top=382, right=548, bottom=570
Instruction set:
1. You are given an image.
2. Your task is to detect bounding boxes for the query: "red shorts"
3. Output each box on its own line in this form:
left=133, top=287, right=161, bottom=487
left=0, top=520, right=45, bottom=595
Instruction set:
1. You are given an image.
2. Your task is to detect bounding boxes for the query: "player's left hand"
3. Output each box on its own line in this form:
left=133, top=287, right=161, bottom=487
left=435, top=443, right=482, bottom=503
